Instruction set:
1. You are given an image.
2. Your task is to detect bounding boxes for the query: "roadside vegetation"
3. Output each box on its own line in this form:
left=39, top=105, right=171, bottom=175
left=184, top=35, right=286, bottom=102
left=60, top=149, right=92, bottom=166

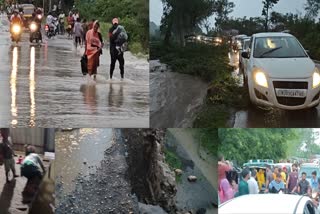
left=193, top=128, right=218, bottom=157
left=164, top=148, right=182, bottom=182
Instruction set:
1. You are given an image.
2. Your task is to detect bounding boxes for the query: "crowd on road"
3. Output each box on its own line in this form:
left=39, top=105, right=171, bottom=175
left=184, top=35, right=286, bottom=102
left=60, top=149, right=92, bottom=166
left=218, top=154, right=320, bottom=204
left=2, top=2, right=130, bottom=81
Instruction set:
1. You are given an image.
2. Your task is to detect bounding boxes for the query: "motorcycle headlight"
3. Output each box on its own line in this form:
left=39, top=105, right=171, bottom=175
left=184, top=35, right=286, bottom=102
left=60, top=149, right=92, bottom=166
left=12, top=25, right=21, bottom=34
left=30, top=23, right=37, bottom=31
left=37, top=14, right=42, bottom=20
left=312, top=68, right=320, bottom=89
left=254, top=68, right=268, bottom=88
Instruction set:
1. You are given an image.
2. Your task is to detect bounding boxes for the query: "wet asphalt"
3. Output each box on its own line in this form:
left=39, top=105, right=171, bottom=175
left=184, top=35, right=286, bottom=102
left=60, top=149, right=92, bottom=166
left=0, top=14, right=149, bottom=128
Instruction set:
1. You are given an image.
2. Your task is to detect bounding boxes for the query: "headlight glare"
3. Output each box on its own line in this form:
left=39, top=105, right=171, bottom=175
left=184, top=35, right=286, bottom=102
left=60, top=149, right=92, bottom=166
left=254, top=70, right=268, bottom=88
left=313, top=68, right=320, bottom=89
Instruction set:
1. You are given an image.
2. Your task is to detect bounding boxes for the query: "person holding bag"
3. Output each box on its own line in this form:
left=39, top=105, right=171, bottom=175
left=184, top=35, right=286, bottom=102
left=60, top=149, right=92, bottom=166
left=84, top=20, right=103, bottom=80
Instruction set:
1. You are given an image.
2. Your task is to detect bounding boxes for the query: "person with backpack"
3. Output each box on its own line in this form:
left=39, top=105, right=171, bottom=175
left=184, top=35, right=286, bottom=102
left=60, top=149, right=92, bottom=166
left=109, top=17, right=127, bottom=80
left=0, top=128, right=19, bottom=183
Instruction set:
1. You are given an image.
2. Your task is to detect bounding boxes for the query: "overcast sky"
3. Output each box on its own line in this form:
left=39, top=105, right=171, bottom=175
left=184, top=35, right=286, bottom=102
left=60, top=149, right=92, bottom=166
left=150, top=0, right=307, bottom=25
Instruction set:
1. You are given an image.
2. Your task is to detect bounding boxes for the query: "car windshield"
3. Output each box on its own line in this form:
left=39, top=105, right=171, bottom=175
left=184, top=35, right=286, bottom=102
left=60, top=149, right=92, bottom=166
left=253, top=36, right=307, bottom=58
left=299, top=167, right=320, bottom=178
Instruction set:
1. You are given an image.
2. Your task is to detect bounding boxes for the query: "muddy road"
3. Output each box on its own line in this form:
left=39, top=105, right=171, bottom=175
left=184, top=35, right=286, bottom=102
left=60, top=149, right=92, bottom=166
left=0, top=14, right=149, bottom=127
left=150, top=60, right=208, bottom=128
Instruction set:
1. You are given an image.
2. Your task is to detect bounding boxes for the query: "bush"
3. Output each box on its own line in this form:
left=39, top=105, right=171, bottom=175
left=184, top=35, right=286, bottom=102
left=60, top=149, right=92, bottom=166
left=129, top=42, right=144, bottom=54
left=151, top=42, right=232, bottom=82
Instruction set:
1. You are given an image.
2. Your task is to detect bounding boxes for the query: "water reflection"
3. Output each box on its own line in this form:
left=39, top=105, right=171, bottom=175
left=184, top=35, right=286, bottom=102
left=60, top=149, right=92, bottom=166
left=80, top=84, right=97, bottom=113
left=10, top=47, right=18, bottom=126
left=30, top=47, right=36, bottom=126
left=108, top=84, right=124, bottom=108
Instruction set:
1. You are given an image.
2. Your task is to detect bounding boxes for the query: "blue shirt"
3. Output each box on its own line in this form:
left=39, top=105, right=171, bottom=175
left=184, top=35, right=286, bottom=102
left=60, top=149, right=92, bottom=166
left=311, top=177, right=318, bottom=189
left=269, top=180, right=285, bottom=192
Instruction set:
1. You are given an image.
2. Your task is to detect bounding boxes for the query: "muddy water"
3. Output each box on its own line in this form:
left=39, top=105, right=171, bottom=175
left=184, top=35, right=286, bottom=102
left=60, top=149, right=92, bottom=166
left=150, top=60, right=208, bottom=128
left=0, top=14, right=149, bottom=127
left=166, top=129, right=217, bottom=214
left=229, top=50, right=320, bottom=128
left=55, top=129, right=113, bottom=198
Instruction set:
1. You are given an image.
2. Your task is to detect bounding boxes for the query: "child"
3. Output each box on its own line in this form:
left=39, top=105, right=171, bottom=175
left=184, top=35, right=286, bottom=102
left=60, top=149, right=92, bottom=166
left=0, top=128, right=19, bottom=182
left=112, top=24, right=128, bottom=54
left=74, top=17, right=83, bottom=48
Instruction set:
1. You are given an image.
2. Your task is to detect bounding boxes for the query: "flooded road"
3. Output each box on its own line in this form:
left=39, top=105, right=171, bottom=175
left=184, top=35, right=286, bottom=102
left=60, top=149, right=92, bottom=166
left=150, top=60, right=208, bottom=128
left=229, top=51, right=320, bottom=128
left=55, top=129, right=113, bottom=196
left=0, top=14, right=149, bottom=127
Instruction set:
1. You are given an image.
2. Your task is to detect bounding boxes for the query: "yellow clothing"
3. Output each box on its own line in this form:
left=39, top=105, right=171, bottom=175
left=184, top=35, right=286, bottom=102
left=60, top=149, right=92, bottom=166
left=257, top=170, right=265, bottom=190
left=281, top=172, right=286, bottom=184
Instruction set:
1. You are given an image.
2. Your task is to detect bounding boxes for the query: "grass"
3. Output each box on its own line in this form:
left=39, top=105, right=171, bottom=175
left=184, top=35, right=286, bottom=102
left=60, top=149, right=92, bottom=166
left=164, top=148, right=183, bottom=183
left=151, top=41, right=247, bottom=127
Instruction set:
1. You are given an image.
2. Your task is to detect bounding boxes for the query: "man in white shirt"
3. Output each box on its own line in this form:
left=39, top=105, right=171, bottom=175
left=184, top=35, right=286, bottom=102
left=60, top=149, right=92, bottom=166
left=248, top=169, right=259, bottom=194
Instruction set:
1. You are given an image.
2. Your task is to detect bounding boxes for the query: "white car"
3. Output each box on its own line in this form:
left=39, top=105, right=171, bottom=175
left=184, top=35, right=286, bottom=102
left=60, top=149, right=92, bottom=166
left=241, top=32, right=320, bottom=110
left=219, top=194, right=319, bottom=214
left=239, top=37, right=251, bottom=73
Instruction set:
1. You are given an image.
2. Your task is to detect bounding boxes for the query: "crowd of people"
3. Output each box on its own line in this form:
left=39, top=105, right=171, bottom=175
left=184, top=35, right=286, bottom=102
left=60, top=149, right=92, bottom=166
left=218, top=154, right=320, bottom=204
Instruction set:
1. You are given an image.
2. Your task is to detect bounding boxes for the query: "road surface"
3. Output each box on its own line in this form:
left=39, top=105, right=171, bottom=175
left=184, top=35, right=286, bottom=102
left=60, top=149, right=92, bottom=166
left=230, top=51, right=320, bottom=128
left=0, top=15, right=149, bottom=127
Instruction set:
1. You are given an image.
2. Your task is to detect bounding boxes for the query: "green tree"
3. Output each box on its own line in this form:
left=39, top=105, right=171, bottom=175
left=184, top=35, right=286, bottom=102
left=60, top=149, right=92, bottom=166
left=214, top=0, right=235, bottom=31
left=262, top=0, right=280, bottom=31
left=218, top=128, right=298, bottom=165
left=305, top=0, right=320, bottom=20
left=160, top=0, right=216, bottom=46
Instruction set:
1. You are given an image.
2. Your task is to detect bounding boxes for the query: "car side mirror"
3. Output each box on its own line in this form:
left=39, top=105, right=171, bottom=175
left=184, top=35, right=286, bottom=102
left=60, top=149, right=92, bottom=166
left=241, top=52, right=250, bottom=59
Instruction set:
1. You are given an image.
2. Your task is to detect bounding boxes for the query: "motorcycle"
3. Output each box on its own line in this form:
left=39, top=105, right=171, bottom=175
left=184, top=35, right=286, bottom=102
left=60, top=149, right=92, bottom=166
left=10, top=23, right=22, bottom=44
left=29, top=21, right=42, bottom=43
left=45, top=18, right=59, bottom=38
left=45, top=24, right=55, bottom=38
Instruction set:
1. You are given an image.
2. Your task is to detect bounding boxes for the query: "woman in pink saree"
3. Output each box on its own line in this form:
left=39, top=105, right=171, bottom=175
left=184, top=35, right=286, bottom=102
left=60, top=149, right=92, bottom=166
left=85, top=21, right=102, bottom=79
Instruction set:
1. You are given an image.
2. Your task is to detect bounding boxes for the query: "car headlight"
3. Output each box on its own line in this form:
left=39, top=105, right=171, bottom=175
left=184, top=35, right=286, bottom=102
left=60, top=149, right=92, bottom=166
left=30, top=23, right=37, bottom=31
left=254, top=69, right=268, bottom=88
left=12, top=25, right=21, bottom=34
left=312, top=68, right=320, bottom=89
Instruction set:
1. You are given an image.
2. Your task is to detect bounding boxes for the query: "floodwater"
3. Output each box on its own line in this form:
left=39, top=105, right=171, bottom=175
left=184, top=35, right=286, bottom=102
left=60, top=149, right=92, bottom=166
left=55, top=128, right=113, bottom=197
left=0, top=14, right=149, bottom=127
left=230, top=51, right=320, bottom=128
left=166, top=129, right=218, bottom=214
left=55, top=128, right=139, bottom=213
left=150, top=60, right=208, bottom=128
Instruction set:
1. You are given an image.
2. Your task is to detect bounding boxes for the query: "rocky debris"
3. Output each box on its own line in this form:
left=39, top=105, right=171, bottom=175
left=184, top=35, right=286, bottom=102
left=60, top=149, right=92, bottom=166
left=56, top=132, right=139, bottom=214
left=121, top=129, right=177, bottom=213
left=138, top=202, right=168, bottom=214
left=187, top=176, right=197, bottom=182
left=174, top=169, right=183, bottom=175
left=149, top=60, right=170, bottom=73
